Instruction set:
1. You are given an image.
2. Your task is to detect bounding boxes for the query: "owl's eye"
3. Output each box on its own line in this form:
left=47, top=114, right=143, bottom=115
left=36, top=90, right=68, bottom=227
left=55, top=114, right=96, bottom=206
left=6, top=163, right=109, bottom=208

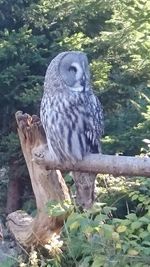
left=69, top=66, right=77, bottom=73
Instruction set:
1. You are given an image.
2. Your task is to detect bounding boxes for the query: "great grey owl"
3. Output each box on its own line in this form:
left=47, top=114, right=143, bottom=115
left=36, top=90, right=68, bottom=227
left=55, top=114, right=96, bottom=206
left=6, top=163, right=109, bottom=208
left=40, top=51, right=104, bottom=208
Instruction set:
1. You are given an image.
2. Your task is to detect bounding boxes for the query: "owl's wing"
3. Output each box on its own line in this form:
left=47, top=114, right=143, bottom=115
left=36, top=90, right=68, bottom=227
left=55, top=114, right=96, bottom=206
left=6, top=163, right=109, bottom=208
left=84, top=91, right=104, bottom=153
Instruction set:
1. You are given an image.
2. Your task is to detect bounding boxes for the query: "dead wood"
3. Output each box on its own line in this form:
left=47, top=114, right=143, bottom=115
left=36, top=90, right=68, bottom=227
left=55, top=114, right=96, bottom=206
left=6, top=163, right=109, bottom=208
left=6, top=111, right=70, bottom=247
left=33, top=145, right=150, bottom=178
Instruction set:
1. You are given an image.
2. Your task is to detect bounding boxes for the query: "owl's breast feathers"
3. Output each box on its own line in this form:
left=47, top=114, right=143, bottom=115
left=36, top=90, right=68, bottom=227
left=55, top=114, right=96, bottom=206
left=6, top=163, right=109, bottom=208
left=40, top=89, right=104, bottom=162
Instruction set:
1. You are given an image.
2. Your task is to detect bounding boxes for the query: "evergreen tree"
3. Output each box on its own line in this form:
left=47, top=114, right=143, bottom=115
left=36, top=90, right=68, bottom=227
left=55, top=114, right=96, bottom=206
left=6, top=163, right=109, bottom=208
left=0, top=0, right=149, bottom=212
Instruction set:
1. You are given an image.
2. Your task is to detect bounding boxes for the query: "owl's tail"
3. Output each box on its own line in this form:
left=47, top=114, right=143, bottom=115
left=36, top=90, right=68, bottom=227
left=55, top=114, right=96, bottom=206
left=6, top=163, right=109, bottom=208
left=71, top=171, right=96, bottom=209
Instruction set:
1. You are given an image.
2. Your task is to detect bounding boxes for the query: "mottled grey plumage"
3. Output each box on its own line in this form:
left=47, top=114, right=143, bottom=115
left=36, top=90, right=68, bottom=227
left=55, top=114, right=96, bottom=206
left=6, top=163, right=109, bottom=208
left=40, top=51, right=104, bottom=209
left=40, top=51, right=104, bottom=164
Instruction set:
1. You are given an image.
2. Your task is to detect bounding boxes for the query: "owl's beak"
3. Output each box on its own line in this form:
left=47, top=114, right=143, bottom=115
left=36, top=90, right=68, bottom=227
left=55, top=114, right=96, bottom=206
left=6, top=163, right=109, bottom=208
left=80, top=73, right=86, bottom=91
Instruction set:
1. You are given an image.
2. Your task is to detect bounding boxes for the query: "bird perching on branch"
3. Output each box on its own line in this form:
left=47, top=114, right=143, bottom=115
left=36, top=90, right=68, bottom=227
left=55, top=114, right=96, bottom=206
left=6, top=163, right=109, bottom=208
left=40, top=51, right=104, bottom=208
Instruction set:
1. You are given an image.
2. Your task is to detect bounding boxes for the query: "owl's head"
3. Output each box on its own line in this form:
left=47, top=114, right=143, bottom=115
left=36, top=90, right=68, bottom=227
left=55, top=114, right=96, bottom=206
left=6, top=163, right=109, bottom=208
left=45, top=51, right=91, bottom=93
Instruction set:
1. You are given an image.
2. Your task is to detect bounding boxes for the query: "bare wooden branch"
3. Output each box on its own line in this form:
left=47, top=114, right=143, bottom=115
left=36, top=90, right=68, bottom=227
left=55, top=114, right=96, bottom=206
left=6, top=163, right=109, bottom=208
left=33, top=144, right=150, bottom=178
left=7, top=111, right=70, bottom=247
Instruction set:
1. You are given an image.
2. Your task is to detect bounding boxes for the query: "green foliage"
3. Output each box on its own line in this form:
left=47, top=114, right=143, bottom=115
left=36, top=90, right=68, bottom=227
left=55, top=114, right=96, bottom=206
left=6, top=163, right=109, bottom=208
left=46, top=199, right=73, bottom=217
left=0, top=259, right=16, bottom=267
left=0, top=133, right=20, bottom=165
left=22, top=198, right=36, bottom=215
left=99, top=0, right=150, bottom=154
left=19, top=176, right=150, bottom=267
left=0, top=0, right=147, bottom=156
left=0, top=0, right=150, bottom=265
left=59, top=176, right=150, bottom=267
left=0, top=0, right=150, bottom=164
left=0, top=167, right=9, bottom=216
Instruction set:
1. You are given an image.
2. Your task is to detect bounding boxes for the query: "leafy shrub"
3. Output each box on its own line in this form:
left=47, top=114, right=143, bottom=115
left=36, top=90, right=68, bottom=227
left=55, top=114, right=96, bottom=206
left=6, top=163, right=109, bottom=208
left=22, top=175, right=150, bottom=267
left=60, top=176, right=150, bottom=267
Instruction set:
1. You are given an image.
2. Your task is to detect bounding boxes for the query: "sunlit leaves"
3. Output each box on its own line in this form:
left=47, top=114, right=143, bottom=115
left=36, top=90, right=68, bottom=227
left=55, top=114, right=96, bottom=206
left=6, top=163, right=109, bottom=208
left=101, top=0, right=150, bottom=77
left=60, top=32, right=92, bottom=51
left=91, top=60, right=111, bottom=90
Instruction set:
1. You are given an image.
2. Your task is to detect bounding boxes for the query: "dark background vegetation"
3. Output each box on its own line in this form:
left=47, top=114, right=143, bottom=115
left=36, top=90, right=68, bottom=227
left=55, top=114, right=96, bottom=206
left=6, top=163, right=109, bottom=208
left=0, top=0, right=150, bottom=266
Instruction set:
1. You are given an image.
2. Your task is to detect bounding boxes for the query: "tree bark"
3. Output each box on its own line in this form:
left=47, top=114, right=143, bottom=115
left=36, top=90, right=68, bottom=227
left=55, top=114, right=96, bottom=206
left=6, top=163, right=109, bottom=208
left=6, top=111, right=70, bottom=247
left=33, top=146, right=150, bottom=177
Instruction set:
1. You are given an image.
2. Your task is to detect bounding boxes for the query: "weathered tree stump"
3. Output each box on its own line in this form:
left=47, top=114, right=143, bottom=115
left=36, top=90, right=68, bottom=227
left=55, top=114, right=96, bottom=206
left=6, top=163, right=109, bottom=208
left=6, top=111, right=70, bottom=247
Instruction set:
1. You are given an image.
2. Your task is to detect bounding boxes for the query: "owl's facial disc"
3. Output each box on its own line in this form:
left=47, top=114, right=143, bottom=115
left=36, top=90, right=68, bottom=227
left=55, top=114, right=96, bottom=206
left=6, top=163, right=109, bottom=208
left=59, top=52, right=90, bottom=92
left=69, top=62, right=86, bottom=92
